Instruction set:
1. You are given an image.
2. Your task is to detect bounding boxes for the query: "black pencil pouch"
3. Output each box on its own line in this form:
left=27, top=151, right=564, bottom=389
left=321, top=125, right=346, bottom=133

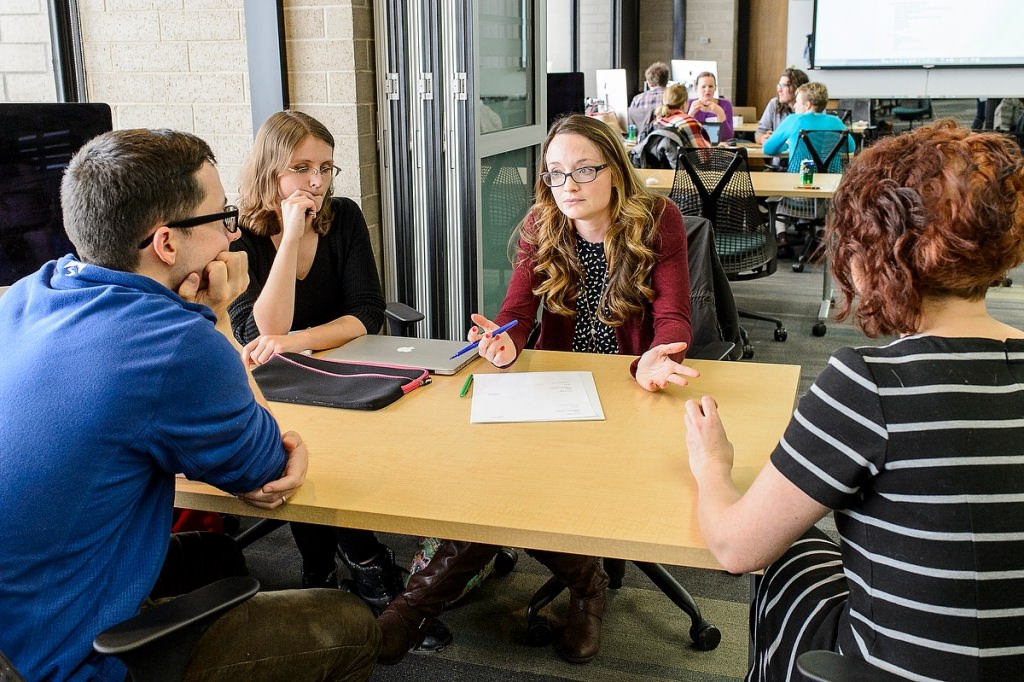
left=251, top=352, right=431, bottom=410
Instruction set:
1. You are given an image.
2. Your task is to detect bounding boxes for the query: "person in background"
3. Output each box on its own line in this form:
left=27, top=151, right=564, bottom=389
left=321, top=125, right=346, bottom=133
left=652, top=83, right=711, bottom=148
left=686, top=71, right=735, bottom=141
left=628, top=60, right=670, bottom=115
left=685, top=120, right=1024, bottom=681
left=0, top=128, right=379, bottom=681
left=374, top=114, right=698, bottom=668
left=227, top=111, right=450, bottom=651
left=755, top=67, right=809, bottom=144
left=762, top=81, right=855, bottom=173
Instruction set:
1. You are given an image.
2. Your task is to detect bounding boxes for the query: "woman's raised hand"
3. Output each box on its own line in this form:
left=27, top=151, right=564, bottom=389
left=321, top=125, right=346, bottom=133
left=469, top=313, right=518, bottom=367
left=635, top=341, right=700, bottom=392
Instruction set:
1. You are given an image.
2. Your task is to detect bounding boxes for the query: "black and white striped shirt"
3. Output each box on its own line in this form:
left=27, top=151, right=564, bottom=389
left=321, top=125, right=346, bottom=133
left=772, top=335, right=1024, bottom=681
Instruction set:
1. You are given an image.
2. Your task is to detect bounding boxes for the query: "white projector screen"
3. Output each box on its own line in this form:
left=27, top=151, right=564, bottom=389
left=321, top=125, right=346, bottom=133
left=812, top=0, right=1024, bottom=69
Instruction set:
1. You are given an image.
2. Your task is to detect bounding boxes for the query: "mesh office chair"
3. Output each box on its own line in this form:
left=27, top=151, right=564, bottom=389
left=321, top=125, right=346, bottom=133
left=668, top=145, right=787, bottom=358
left=774, top=129, right=851, bottom=274
left=892, top=98, right=932, bottom=130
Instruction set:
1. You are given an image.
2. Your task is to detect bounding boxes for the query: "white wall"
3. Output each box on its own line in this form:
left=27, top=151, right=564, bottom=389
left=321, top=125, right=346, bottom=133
left=787, top=0, right=1024, bottom=98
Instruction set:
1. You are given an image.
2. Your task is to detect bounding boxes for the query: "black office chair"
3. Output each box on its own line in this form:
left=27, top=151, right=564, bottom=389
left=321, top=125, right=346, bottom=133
left=773, top=129, right=851, bottom=274
left=669, top=145, right=787, bottom=357
left=1, top=577, right=259, bottom=682
left=892, top=98, right=932, bottom=130
left=797, top=650, right=908, bottom=682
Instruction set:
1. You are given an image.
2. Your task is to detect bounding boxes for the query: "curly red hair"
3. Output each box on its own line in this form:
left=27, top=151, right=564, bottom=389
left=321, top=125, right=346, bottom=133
left=826, top=120, right=1024, bottom=337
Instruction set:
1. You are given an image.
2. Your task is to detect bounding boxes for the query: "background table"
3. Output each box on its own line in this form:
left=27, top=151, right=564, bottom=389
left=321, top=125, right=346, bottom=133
left=177, top=351, right=799, bottom=570
left=635, top=168, right=842, bottom=199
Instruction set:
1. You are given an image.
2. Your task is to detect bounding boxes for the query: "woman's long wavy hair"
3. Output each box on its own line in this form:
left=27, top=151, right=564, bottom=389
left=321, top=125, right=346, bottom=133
left=826, top=119, right=1024, bottom=337
left=516, top=114, right=664, bottom=325
left=237, top=110, right=336, bottom=237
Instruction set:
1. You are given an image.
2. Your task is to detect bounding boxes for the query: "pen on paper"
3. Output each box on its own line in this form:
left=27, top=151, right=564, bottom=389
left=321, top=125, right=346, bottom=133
left=449, top=319, right=519, bottom=359
left=459, top=374, right=474, bottom=398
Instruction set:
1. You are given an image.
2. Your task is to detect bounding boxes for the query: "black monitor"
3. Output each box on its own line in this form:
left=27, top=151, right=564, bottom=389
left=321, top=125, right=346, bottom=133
left=546, top=72, right=585, bottom=128
left=0, top=102, right=112, bottom=286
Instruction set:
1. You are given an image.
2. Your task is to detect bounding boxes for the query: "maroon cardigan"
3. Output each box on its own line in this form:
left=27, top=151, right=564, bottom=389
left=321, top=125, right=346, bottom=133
left=495, top=197, right=692, bottom=376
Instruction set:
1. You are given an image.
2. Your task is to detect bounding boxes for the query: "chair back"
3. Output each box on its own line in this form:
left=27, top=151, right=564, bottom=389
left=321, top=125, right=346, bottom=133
left=668, top=146, right=777, bottom=282
left=794, top=129, right=850, bottom=174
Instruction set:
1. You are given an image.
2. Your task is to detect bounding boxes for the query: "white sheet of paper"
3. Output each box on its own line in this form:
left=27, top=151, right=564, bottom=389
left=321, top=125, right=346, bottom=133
left=470, top=371, right=605, bottom=424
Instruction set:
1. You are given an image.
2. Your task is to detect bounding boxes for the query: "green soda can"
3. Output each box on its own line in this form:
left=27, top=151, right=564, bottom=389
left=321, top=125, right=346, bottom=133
left=800, top=159, right=815, bottom=186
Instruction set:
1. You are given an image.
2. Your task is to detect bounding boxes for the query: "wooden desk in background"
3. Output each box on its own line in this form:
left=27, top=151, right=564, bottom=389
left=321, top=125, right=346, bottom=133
left=634, top=168, right=842, bottom=334
left=176, top=351, right=799, bottom=570
left=634, top=168, right=843, bottom=199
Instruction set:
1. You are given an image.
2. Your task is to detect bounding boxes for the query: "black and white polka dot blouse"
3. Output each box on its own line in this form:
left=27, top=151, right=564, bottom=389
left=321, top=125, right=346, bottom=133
left=572, top=236, right=618, bottom=354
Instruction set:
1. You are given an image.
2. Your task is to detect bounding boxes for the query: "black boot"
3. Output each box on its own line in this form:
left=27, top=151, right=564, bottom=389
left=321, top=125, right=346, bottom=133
left=377, top=540, right=499, bottom=665
left=338, top=544, right=405, bottom=616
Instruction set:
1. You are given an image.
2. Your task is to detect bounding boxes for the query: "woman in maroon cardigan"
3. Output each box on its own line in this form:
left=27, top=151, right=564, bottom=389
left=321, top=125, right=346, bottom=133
left=376, top=114, right=697, bottom=666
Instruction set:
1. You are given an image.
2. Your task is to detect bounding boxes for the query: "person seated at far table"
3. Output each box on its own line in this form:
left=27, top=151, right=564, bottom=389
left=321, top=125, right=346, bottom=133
left=630, top=83, right=711, bottom=169
left=756, top=67, right=809, bottom=170
left=0, top=128, right=380, bottom=681
left=762, top=81, right=854, bottom=173
left=685, top=120, right=1024, bottom=682
left=628, top=60, right=670, bottom=117
left=374, top=113, right=699, bottom=668
left=686, top=71, right=735, bottom=142
left=755, top=67, right=809, bottom=145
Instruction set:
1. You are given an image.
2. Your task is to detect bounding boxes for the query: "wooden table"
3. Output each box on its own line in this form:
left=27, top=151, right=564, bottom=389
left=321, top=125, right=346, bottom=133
left=176, top=351, right=799, bottom=570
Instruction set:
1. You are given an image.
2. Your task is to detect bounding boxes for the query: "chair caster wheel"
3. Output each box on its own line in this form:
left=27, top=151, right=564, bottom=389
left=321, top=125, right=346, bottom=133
left=689, top=621, right=721, bottom=651
left=493, top=547, right=518, bottom=576
left=792, top=262, right=805, bottom=273
left=526, top=616, right=554, bottom=646
left=742, top=345, right=754, bottom=359
left=812, top=322, right=827, bottom=337
left=774, top=328, right=788, bottom=342
left=1004, top=277, right=1013, bottom=287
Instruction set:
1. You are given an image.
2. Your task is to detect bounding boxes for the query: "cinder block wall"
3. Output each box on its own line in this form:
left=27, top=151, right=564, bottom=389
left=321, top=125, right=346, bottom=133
left=0, top=0, right=57, bottom=102
left=0, top=0, right=381, bottom=259
left=637, top=0, right=737, bottom=100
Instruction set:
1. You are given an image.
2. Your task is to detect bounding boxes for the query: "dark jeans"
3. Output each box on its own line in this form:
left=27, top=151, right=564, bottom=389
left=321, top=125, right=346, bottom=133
left=153, top=532, right=380, bottom=682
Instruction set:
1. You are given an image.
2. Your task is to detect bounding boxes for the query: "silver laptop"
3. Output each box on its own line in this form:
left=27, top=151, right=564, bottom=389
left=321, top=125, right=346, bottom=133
left=704, top=120, right=722, bottom=144
left=321, top=335, right=480, bottom=375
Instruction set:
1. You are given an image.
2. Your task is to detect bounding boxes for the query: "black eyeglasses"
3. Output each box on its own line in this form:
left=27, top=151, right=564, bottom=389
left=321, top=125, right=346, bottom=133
left=540, top=164, right=609, bottom=188
left=137, top=206, right=239, bottom=249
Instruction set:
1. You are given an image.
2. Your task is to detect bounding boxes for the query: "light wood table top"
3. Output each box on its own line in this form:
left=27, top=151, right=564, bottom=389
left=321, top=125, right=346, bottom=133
left=635, top=168, right=842, bottom=199
left=176, top=350, right=799, bottom=569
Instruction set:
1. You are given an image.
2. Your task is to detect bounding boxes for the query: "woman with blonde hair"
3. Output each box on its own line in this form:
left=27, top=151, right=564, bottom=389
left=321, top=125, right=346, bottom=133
left=375, top=114, right=697, bottom=666
left=652, top=82, right=711, bottom=148
left=227, top=111, right=455, bottom=649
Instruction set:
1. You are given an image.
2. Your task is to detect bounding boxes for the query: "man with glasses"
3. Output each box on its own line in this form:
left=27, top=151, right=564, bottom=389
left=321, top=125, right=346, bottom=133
left=0, top=128, right=380, bottom=681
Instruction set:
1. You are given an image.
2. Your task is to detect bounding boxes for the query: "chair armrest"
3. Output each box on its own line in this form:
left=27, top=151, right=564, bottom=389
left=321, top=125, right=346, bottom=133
left=688, top=341, right=737, bottom=361
left=94, top=576, right=259, bottom=681
left=796, top=650, right=907, bottom=682
left=385, top=302, right=425, bottom=337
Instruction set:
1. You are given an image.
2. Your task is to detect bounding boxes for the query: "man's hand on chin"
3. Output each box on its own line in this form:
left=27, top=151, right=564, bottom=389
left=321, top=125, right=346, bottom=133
left=177, top=251, right=249, bottom=320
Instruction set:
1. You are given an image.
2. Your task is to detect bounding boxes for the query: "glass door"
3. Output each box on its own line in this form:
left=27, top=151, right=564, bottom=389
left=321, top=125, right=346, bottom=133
left=375, top=0, right=547, bottom=337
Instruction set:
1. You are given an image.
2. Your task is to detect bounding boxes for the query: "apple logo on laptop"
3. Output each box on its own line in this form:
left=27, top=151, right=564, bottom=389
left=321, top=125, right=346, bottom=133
left=397, top=346, right=415, bottom=353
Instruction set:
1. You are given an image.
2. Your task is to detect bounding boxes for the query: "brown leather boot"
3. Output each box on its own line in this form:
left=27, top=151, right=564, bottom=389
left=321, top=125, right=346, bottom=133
left=377, top=540, right=499, bottom=665
left=529, top=550, right=609, bottom=664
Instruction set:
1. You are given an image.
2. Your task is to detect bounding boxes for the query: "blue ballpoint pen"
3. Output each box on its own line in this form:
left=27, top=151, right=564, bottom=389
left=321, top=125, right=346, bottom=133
left=449, top=319, right=519, bottom=359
